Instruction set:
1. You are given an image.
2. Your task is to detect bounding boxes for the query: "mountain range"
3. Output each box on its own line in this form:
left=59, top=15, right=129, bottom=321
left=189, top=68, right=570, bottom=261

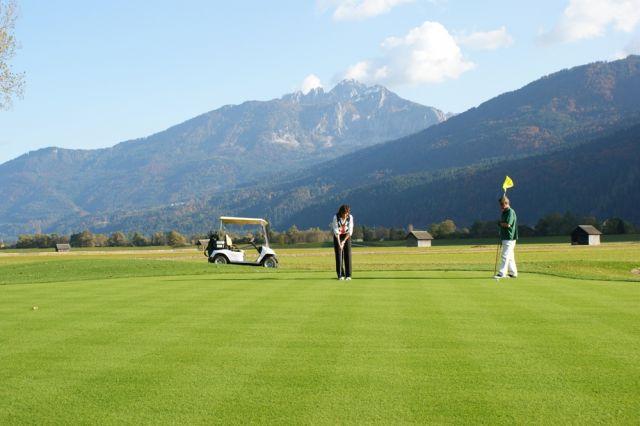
left=0, top=81, right=446, bottom=237
left=1, top=56, right=640, bottom=237
left=110, top=55, right=639, bottom=233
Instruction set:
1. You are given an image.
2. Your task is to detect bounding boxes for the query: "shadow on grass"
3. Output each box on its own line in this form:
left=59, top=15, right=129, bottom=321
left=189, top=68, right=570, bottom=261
left=162, top=275, right=491, bottom=283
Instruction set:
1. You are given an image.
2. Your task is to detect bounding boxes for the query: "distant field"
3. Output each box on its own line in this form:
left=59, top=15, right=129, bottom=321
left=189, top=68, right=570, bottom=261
left=2, top=233, right=637, bottom=253
left=0, top=245, right=179, bottom=253
left=273, top=233, right=640, bottom=249
left=1, top=242, right=638, bottom=423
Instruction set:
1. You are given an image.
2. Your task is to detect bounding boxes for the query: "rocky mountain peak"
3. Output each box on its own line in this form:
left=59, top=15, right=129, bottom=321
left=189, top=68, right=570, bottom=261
left=329, top=79, right=373, bottom=100
left=281, top=80, right=387, bottom=104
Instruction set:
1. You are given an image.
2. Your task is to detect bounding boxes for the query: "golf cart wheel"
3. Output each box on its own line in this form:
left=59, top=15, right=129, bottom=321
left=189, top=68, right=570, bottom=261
left=262, top=256, right=278, bottom=268
left=212, top=255, right=228, bottom=265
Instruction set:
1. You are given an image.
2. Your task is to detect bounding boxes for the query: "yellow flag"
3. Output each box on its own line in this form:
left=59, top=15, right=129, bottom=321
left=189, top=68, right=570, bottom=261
left=502, top=175, right=514, bottom=191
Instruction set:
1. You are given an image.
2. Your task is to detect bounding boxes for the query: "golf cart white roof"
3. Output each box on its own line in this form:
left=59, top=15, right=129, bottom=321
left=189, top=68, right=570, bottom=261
left=219, top=216, right=269, bottom=226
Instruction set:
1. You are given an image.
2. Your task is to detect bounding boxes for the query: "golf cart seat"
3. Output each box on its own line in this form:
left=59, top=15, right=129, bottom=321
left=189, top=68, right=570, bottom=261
left=224, top=234, right=242, bottom=252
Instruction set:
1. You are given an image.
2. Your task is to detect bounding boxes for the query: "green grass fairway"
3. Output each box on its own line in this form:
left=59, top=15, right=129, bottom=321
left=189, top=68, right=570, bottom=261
left=1, top=243, right=639, bottom=423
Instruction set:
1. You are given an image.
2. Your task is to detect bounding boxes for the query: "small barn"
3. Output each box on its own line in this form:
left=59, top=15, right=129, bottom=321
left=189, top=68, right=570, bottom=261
left=571, top=225, right=602, bottom=246
left=406, top=230, right=434, bottom=247
left=55, top=243, right=71, bottom=253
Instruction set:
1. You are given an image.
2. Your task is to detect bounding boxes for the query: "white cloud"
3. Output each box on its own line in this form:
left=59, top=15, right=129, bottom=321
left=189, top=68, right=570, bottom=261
left=344, top=62, right=370, bottom=80
left=540, top=0, right=640, bottom=43
left=342, top=21, right=475, bottom=85
left=456, top=26, right=514, bottom=50
left=613, top=34, right=640, bottom=58
left=612, top=50, right=628, bottom=59
left=319, top=0, right=414, bottom=21
left=300, top=74, right=323, bottom=94
left=625, top=34, right=640, bottom=54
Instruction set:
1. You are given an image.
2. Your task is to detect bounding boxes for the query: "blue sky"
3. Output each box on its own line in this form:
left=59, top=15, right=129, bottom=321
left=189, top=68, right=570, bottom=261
left=1, top=0, right=638, bottom=163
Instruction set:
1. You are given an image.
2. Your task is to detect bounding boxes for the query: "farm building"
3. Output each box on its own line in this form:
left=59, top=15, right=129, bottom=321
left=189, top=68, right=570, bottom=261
left=406, top=230, right=434, bottom=247
left=571, top=225, right=602, bottom=246
left=55, top=243, right=71, bottom=253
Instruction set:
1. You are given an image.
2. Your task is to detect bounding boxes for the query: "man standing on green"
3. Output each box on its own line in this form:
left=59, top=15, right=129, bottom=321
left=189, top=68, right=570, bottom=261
left=494, top=196, right=518, bottom=279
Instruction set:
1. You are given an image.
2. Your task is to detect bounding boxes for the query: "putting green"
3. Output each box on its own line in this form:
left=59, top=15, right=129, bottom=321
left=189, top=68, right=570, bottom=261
left=1, top=256, right=638, bottom=423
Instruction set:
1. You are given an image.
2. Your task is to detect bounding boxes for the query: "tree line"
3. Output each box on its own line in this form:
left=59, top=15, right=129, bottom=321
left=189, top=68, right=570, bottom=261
left=3, top=212, right=637, bottom=249
left=429, top=213, right=636, bottom=239
left=12, top=230, right=189, bottom=249
left=268, top=225, right=407, bottom=245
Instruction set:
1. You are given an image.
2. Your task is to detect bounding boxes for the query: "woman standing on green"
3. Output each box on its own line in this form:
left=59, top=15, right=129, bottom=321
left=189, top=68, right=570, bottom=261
left=331, top=204, right=353, bottom=280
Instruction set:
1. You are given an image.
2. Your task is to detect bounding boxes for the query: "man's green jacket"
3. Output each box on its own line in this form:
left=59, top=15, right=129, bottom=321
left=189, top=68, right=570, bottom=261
left=500, top=207, right=518, bottom=240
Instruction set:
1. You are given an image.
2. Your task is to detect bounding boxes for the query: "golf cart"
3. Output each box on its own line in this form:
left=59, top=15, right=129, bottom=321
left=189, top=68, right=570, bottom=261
left=205, top=216, right=278, bottom=268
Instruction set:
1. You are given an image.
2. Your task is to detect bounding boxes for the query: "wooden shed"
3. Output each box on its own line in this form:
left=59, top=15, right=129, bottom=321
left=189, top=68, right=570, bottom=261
left=571, top=225, right=602, bottom=246
left=406, top=230, right=434, bottom=247
left=55, top=243, right=71, bottom=253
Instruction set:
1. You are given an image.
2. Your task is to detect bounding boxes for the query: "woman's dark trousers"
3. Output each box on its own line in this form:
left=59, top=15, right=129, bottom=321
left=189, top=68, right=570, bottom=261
left=333, top=235, right=352, bottom=278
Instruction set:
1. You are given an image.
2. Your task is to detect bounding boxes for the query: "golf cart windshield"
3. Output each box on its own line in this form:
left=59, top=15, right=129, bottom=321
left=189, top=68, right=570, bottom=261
left=219, top=216, right=270, bottom=247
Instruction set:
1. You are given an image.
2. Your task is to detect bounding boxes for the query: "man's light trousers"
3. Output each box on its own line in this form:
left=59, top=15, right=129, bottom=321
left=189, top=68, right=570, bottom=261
left=498, top=240, right=518, bottom=277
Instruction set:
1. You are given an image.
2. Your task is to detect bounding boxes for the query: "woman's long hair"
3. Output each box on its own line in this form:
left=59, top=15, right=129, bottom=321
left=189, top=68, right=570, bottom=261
left=337, top=204, right=351, bottom=218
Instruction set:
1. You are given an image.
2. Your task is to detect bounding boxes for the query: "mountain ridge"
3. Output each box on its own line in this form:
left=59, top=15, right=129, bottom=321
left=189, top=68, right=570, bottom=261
left=122, top=55, right=640, bottom=232
left=2, top=57, right=639, bottom=237
left=61, top=115, right=638, bottom=236
left=0, top=80, right=446, bottom=237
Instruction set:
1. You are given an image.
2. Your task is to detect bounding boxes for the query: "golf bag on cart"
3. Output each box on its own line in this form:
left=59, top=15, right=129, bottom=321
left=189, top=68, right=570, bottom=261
left=204, top=232, right=219, bottom=257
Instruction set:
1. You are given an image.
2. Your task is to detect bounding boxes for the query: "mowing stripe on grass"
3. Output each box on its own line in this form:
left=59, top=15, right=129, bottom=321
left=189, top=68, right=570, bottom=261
left=0, top=256, right=638, bottom=423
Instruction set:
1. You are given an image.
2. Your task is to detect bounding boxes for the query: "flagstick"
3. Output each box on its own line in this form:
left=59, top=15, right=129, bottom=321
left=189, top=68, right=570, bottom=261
left=494, top=239, right=501, bottom=277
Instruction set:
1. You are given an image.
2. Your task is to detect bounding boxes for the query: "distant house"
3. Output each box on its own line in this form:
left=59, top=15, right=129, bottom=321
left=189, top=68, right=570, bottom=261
left=55, top=243, right=71, bottom=253
left=571, top=225, right=602, bottom=246
left=197, top=239, right=210, bottom=250
left=406, top=230, right=434, bottom=247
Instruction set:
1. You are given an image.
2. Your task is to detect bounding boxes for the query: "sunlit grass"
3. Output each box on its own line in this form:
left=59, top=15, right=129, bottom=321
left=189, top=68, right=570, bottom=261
left=0, top=242, right=638, bottom=423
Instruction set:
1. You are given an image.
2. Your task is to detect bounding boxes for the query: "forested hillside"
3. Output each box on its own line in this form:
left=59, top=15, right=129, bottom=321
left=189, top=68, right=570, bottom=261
left=4, top=57, right=640, bottom=236
left=0, top=81, right=445, bottom=237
